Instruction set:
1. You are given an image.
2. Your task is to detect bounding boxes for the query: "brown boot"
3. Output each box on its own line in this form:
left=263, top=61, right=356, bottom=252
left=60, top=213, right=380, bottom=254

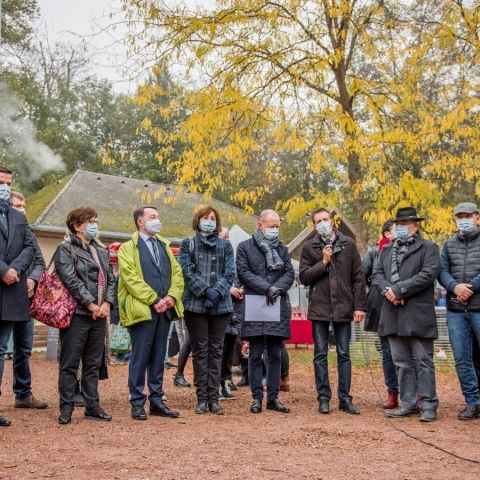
left=383, top=390, right=399, bottom=409
left=15, top=394, right=48, bottom=409
left=279, top=375, right=290, bottom=392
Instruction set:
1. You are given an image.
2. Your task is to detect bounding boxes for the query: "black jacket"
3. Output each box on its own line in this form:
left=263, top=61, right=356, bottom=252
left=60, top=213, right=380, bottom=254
left=54, top=234, right=116, bottom=316
left=27, top=235, right=46, bottom=285
left=363, top=245, right=383, bottom=332
left=372, top=234, right=440, bottom=338
left=438, top=229, right=480, bottom=312
left=0, top=208, right=36, bottom=321
left=299, top=231, right=367, bottom=322
left=236, top=238, right=294, bottom=339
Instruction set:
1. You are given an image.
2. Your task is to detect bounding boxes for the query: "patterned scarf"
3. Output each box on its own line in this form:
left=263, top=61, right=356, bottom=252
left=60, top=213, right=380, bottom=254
left=390, top=234, right=417, bottom=284
left=88, top=242, right=106, bottom=305
left=253, top=228, right=284, bottom=271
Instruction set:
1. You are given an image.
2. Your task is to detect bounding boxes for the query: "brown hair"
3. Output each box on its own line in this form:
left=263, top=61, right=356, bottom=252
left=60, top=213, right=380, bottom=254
left=66, top=207, right=97, bottom=234
left=311, top=207, right=332, bottom=224
left=192, top=205, right=222, bottom=233
left=0, top=167, right=13, bottom=175
left=11, top=191, right=25, bottom=201
left=133, top=205, right=157, bottom=230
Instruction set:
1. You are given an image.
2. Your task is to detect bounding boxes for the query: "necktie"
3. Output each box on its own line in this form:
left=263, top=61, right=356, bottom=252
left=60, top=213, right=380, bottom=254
left=148, top=237, right=160, bottom=265
left=0, top=212, right=8, bottom=239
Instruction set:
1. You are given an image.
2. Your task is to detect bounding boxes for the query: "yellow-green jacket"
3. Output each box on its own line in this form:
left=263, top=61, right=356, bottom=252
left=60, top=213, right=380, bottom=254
left=118, top=231, right=184, bottom=327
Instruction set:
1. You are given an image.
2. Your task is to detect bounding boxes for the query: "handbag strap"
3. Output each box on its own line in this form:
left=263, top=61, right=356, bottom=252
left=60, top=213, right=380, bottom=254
left=47, top=243, right=77, bottom=272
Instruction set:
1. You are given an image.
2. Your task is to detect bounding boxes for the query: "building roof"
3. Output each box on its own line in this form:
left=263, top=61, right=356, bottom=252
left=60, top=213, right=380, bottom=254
left=28, top=169, right=256, bottom=241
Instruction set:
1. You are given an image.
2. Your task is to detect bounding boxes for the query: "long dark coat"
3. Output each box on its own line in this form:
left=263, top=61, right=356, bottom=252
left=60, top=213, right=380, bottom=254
left=372, top=235, right=440, bottom=338
left=236, top=238, right=295, bottom=339
left=0, top=208, right=36, bottom=321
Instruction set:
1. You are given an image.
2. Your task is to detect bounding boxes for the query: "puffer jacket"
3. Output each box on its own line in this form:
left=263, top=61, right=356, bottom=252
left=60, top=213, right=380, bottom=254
left=54, top=234, right=116, bottom=315
left=438, top=228, right=480, bottom=312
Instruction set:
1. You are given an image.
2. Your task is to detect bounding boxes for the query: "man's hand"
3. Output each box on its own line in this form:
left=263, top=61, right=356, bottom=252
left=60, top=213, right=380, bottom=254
left=27, top=278, right=36, bottom=297
left=454, top=283, right=474, bottom=303
left=163, top=295, right=176, bottom=309
left=353, top=311, right=366, bottom=323
left=385, top=287, right=404, bottom=305
left=322, top=245, right=333, bottom=266
left=2, top=268, right=19, bottom=285
left=230, top=287, right=244, bottom=300
left=98, top=302, right=111, bottom=318
left=154, top=299, right=168, bottom=314
left=88, top=303, right=102, bottom=320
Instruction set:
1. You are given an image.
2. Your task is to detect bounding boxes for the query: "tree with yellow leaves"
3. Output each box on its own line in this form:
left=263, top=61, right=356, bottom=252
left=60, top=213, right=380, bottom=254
left=121, top=0, right=480, bottom=251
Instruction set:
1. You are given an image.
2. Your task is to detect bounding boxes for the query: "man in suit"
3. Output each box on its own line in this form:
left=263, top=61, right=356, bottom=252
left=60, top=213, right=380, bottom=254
left=118, top=206, right=184, bottom=420
left=6, top=192, right=48, bottom=410
left=0, top=168, right=37, bottom=426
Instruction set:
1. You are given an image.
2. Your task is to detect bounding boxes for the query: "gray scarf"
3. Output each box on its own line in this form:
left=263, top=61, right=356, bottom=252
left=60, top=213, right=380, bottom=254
left=253, top=229, right=284, bottom=271
left=390, top=234, right=416, bottom=284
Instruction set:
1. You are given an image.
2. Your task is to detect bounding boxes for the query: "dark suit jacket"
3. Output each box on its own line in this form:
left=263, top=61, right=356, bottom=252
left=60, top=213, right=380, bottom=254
left=0, top=208, right=36, bottom=321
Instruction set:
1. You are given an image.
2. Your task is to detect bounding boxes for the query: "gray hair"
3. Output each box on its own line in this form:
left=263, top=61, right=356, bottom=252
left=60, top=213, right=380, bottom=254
left=11, top=191, right=25, bottom=201
left=258, top=209, right=280, bottom=222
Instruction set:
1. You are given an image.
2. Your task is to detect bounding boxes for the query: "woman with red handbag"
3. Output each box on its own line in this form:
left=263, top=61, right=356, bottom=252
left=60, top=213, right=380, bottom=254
left=54, top=207, right=116, bottom=425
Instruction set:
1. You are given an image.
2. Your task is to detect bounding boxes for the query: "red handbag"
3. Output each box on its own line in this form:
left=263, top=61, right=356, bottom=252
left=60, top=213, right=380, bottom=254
left=30, top=246, right=77, bottom=329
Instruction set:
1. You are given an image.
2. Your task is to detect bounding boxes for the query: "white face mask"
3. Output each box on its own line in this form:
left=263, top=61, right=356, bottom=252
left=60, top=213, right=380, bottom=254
left=316, top=220, right=333, bottom=237
left=264, top=227, right=279, bottom=241
left=145, top=218, right=162, bottom=234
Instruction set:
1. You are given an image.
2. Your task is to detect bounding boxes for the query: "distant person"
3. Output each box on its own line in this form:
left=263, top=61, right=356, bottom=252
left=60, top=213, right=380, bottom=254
left=299, top=208, right=366, bottom=415
left=236, top=209, right=294, bottom=415
left=118, top=206, right=184, bottom=421
left=178, top=206, right=235, bottom=415
left=0, top=168, right=37, bottom=427
left=439, top=202, right=480, bottom=420
left=373, top=207, right=440, bottom=422
left=54, top=207, right=116, bottom=424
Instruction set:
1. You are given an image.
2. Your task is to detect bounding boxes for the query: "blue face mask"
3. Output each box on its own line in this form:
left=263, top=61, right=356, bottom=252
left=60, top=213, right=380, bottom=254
left=395, top=224, right=409, bottom=240
left=199, top=219, right=217, bottom=234
left=264, top=227, right=279, bottom=241
left=0, top=184, right=11, bottom=203
left=456, top=218, right=475, bottom=233
left=86, top=222, right=99, bottom=240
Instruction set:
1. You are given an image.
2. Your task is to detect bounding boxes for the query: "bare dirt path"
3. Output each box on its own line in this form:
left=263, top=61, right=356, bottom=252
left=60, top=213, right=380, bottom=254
left=0, top=353, right=479, bottom=480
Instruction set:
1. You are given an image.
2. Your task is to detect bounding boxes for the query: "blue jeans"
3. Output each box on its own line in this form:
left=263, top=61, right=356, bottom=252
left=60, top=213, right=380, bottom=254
left=380, top=335, right=398, bottom=392
left=0, top=320, right=34, bottom=399
left=447, top=311, right=480, bottom=406
left=312, top=321, right=352, bottom=403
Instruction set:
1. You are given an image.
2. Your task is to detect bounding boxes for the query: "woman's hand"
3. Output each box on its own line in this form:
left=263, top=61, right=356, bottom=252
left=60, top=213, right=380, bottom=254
left=88, top=303, right=102, bottom=320
left=98, top=302, right=111, bottom=318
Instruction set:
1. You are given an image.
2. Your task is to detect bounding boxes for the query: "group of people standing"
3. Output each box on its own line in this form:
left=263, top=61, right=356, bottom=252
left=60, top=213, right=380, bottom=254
left=1, top=163, right=479, bottom=428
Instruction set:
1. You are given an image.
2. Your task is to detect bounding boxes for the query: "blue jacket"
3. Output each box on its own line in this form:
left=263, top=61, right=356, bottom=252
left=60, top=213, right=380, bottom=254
left=178, top=234, right=235, bottom=315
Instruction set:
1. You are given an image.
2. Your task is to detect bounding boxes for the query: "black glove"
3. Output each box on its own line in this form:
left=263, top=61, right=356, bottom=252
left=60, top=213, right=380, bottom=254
left=204, top=287, right=222, bottom=309
left=266, top=286, right=282, bottom=306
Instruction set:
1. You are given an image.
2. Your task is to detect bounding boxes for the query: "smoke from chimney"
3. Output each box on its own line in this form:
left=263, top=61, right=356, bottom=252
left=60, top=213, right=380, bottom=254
left=0, top=82, right=65, bottom=179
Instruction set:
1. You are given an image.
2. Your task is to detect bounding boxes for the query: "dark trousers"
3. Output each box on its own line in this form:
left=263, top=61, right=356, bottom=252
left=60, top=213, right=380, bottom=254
left=128, top=312, right=170, bottom=406
left=184, top=311, right=229, bottom=402
left=281, top=343, right=289, bottom=377
left=221, top=332, right=238, bottom=381
left=177, top=333, right=191, bottom=375
left=388, top=335, right=438, bottom=412
left=248, top=335, right=283, bottom=401
left=0, top=320, right=34, bottom=399
left=312, top=321, right=352, bottom=403
left=380, top=335, right=399, bottom=393
left=59, top=314, right=106, bottom=410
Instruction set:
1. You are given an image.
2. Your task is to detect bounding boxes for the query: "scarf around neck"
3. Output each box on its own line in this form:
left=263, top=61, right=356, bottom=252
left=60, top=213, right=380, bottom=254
left=390, top=234, right=417, bottom=284
left=253, top=228, right=284, bottom=271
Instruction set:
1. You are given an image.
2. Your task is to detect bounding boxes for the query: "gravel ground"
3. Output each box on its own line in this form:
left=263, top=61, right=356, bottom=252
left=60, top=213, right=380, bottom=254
left=0, top=352, right=479, bottom=480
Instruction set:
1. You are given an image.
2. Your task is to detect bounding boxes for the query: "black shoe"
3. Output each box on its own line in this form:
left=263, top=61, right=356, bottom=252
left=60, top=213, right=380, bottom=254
left=458, top=404, right=480, bottom=420
left=385, top=406, right=420, bottom=418
left=236, top=376, right=249, bottom=387
left=173, top=372, right=191, bottom=388
left=420, top=410, right=437, bottom=422
left=339, top=401, right=360, bottom=415
left=220, top=381, right=236, bottom=400
left=84, top=406, right=112, bottom=421
left=149, top=402, right=179, bottom=418
left=131, top=405, right=147, bottom=420
left=0, top=417, right=11, bottom=427
left=250, top=399, right=262, bottom=414
left=15, top=394, right=48, bottom=409
left=195, top=401, right=208, bottom=414
left=228, top=380, right=238, bottom=391
left=266, top=399, right=290, bottom=413
left=165, top=361, right=177, bottom=369
left=319, top=399, right=330, bottom=414
left=58, top=410, right=72, bottom=425
left=209, top=402, right=224, bottom=415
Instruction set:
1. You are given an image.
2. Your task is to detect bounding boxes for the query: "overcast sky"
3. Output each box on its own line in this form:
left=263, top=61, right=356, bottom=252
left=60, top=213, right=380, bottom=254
left=37, top=0, right=133, bottom=92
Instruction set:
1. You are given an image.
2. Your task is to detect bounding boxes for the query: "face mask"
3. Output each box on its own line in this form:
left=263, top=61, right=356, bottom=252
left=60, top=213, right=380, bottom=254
left=395, top=224, right=409, bottom=240
left=456, top=218, right=475, bottom=233
left=0, top=184, right=11, bottom=203
left=85, top=222, right=99, bottom=240
left=264, top=227, right=279, bottom=241
left=316, top=220, right=333, bottom=237
left=145, top=219, right=162, bottom=234
left=199, top=219, right=217, bottom=234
